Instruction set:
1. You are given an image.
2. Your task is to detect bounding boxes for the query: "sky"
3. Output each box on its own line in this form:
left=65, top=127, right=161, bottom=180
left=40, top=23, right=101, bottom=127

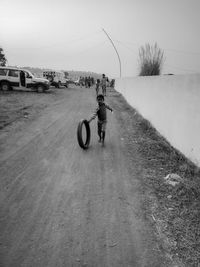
left=0, top=0, right=200, bottom=78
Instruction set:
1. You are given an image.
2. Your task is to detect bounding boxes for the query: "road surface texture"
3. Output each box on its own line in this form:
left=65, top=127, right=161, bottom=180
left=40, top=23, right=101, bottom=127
left=0, top=86, right=175, bottom=266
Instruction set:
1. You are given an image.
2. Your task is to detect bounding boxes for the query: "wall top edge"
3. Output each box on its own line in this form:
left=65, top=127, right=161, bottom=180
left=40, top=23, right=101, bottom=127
left=117, top=73, right=200, bottom=80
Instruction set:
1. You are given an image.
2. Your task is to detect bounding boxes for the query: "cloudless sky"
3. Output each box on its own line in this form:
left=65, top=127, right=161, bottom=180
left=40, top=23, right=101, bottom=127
left=0, top=0, right=200, bottom=78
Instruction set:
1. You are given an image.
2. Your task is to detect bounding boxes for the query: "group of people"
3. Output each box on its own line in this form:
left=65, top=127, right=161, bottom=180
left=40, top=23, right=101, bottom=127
left=78, top=76, right=95, bottom=88
left=78, top=74, right=109, bottom=97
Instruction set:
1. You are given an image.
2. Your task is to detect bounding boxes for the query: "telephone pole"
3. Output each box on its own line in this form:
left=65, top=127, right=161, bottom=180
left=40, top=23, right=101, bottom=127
left=102, top=28, right=122, bottom=78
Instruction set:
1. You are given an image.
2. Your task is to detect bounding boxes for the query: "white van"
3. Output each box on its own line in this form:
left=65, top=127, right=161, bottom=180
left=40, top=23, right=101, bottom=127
left=0, top=67, right=50, bottom=92
left=43, top=71, right=67, bottom=88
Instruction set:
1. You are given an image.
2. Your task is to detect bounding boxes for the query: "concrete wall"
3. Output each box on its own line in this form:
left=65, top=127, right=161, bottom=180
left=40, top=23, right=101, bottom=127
left=115, top=74, right=200, bottom=167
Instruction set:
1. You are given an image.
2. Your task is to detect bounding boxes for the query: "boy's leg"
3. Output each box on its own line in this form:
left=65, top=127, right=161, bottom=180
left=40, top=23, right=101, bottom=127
left=98, top=122, right=102, bottom=142
left=103, top=86, right=106, bottom=96
left=101, top=122, right=106, bottom=146
left=102, top=131, right=105, bottom=144
left=102, top=86, right=104, bottom=96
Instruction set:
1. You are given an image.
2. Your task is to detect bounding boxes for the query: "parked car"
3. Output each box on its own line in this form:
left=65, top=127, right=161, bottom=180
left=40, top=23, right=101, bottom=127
left=43, top=71, right=67, bottom=88
left=74, top=78, right=80, bottom=86
left=0, top=67, right=50, bottom=92
left=66, top=78, right=75, bottom=85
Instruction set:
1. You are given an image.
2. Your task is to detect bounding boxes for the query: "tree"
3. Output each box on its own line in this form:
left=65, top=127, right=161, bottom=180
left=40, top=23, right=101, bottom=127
left=0, top=47, right=7, bottom=66
left=138, top=43, right=164, bottom=76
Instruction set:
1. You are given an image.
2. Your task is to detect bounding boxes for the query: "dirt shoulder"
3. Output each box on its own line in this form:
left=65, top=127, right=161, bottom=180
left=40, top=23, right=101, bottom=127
left=0, top=87, right=67, bottom=130
left=0, top=87, right=73, bottom=160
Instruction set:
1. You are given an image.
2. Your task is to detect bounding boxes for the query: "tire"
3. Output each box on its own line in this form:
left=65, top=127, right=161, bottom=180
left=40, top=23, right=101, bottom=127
left=77, top=120, right=91, bottom=149
left=1, top=81, right=10, bottom=91
left=37, top=84, right=44, bottom=93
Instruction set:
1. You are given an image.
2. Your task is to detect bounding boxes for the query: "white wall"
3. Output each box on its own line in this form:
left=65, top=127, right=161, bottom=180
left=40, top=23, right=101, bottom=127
left=115, top=74, right=200, bottom=167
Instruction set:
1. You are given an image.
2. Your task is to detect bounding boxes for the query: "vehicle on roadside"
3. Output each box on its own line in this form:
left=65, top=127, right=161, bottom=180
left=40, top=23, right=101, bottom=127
left=43, top=71, right=67, bottom=88
left=0, top=67, right=50, bottom=93
left=66, top=78, right=75, bottom=85
left=74, top=78, right=80, bottom=86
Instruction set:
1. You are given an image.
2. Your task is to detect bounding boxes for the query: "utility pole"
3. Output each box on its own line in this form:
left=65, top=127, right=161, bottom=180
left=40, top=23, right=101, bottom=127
left=102, top=28, right=122, bottom=78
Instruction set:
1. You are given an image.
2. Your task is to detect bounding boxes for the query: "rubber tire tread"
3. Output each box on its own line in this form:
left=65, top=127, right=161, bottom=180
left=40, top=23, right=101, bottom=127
left=77, top=120, right=91, bottom=149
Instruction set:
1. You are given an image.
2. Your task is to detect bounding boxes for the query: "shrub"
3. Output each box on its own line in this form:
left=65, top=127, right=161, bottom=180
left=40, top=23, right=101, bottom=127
left=138, top=43, right=164, bottom=76
left=0, top=47, right=7, bottom=66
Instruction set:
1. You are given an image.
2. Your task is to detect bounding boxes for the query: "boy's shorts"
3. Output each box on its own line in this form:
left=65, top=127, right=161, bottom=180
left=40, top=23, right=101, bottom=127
left=98, top=120, right=107, bottom=131
left=102, top=85, right=106, bottom=91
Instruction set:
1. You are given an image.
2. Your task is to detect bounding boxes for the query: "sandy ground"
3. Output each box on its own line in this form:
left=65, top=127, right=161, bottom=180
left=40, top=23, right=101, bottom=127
left=0, top=85, right=180, bottom=266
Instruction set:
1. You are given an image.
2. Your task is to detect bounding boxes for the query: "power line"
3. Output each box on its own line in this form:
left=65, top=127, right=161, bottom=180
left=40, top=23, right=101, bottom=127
left=114, top=39, right=141, bottom=47
left=16, top=30, right=103, bottom=50
left=65, top=41, right=107, bottom=57
left=113, top=39, right=200, bottom=56
left=63, top=30, right=102, bottom=45
left=113, top=39, right=139, bottom=54
left=164, top=64, right=199, bottom=73
left=164, top=48, right=200, bottom=56
left=112, top=39, right=200, bottom=74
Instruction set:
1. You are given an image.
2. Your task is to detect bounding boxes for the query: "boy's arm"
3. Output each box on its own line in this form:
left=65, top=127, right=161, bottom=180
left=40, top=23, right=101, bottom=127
left=88, top=107, right=98, bottom=123
left=105, top=104, right=113, bottom=112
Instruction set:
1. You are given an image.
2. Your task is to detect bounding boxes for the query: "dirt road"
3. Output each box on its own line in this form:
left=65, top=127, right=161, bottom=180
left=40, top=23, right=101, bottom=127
left=0, top=86, right=172, bottom=266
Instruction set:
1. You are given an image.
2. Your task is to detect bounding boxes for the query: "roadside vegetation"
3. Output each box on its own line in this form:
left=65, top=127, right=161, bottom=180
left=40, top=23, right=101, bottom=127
left=136, top=117, right=200, bottom=266
left=138, top=43, right=164, bottom=76
left=0, top=47, right=7, bottom=66
left=109, top=90, right=200, bottom=266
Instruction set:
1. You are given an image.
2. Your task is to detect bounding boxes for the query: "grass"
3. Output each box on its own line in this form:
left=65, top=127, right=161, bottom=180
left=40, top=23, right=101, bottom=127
left=135, top=113, right=200, bottom=266
left=138, top=43, right=164, bottom=76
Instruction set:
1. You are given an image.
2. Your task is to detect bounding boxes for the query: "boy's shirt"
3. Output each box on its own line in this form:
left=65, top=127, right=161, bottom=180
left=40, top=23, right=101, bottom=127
left=90, top=103, right=112, bottom=122
left=101, top=77, right=107, bottom=87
